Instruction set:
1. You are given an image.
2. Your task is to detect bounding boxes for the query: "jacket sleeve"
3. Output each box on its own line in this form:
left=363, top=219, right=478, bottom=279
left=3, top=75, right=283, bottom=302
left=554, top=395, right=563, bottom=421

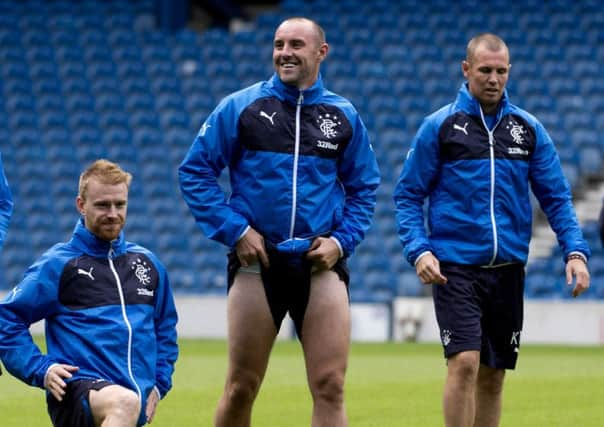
left=0, top=257, right=62, bottom=388
left=330, top=113, right=380, bottom=257
left=0, top=153, right=13, bottom=250
left=529, top=121, right=591, bottom=260
left=393, top=117, right=442, bottom=266
left=178, top=97, right=250, bottom=248
left=152, top=258, right=178, bottom=398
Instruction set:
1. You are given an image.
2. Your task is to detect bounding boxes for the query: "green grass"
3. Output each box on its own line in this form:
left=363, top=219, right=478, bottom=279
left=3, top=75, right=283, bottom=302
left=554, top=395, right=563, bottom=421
left=1, top=339, right=603, bottom=426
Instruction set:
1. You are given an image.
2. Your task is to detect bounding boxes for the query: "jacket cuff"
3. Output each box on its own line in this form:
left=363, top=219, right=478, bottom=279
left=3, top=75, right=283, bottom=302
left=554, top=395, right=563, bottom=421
left=413, top=251, right=432, bottom=266
left=329, top=236, right=344, bottom=258
left=43, top=363, right=60, bottom=389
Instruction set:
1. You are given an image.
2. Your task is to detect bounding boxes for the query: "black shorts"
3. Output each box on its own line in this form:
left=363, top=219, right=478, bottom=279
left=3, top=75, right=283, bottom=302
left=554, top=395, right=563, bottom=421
left=433, top=263, right=524, bottom=370
left=227, top=243, right=349, bottom=339
left=47, top=379, right=114, bottom=427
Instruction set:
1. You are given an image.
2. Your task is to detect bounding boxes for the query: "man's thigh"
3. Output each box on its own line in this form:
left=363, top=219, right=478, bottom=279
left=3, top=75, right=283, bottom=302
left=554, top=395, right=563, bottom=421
left=227, top=272, right=278, bottom=373
left=300, top=270, right=350, bottom=375
left=88, top=384, right=139, bottom=425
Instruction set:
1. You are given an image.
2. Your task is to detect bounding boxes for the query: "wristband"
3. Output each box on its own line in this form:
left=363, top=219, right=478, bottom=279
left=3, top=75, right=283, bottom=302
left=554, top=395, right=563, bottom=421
left=566, top=254, right=587, bottom=264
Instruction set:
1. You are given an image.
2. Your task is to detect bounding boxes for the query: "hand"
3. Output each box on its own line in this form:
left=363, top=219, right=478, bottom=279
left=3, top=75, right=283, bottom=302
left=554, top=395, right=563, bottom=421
left=145, top=387, right=161, bottom=423
left=44, top=364, right=79, bottom=401
left=415, top=253, right=447, bottom=285
left=565, top=258, right=590, bottom=297
left=236, top=227, right=269, bottom=268
left=307, top=237, right=340, bottom=271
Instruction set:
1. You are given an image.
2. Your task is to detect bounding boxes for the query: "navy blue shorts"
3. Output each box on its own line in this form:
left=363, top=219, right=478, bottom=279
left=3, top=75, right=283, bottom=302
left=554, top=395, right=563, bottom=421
left=433, top=263, right=524, bottom=370
left=227, top=243, right=349, bottom=339
left=47, top=379, right=113, bottom=427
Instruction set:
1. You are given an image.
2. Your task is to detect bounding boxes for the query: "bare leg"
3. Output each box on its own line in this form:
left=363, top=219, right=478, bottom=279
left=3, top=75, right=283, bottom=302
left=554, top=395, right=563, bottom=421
left=443, top=351, right=480, bottom=427
left=214, top=273, right=278, bottom=427
left=301, top=270, right=350, bottom=427
left=474, top=365, right=505, bottom=427
left=89, top=385, right=140, bottom=427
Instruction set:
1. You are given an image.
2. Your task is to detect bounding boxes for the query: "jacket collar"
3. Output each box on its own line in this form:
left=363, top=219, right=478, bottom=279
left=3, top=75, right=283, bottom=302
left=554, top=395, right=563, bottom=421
left=268, top=73, right=325, bottom=104
left=455, top=82, right=512, bottom=121
left=70, top=218, right=127, bottom=258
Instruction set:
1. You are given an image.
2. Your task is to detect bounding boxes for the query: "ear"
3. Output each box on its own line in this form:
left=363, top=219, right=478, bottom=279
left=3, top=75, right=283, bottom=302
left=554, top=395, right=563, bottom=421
left=318, top=42, right=329, bottom=62
left=76, top=196, right=85, bottom=216
left=461, top=60, right=470, bottom=78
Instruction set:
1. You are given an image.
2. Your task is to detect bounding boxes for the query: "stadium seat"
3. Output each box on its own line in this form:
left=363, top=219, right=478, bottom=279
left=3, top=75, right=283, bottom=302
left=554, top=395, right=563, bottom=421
left=525, top=272, right=559, bottom=298
left=397, top=271, right=424, bottom=297
left=578, top=145, right=603, bottom=177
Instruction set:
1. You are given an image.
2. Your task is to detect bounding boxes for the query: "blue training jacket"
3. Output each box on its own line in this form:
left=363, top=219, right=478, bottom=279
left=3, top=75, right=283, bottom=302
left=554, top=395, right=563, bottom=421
left=179, top=73, right=380, bottom=257
left=0, top=153, right=13, bottom=250
left=0, top=219, right=178, bottom=426
left=394, top=83, right=590, bottom=266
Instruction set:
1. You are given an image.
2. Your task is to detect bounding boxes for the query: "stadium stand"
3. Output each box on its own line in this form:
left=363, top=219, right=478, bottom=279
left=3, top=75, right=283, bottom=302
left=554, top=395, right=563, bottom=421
left=0, top=0, right=602, bottom=301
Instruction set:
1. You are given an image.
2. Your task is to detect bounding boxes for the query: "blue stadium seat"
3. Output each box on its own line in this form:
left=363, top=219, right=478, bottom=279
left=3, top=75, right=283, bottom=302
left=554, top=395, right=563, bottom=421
left=39, top=111, right=67, bottom=129
left=578, top=145, right=603, bottom=177
left=5, top=93, right=36, bottom=112
left=59, top=63, right=88, bottom=81
left=525, top=272, right=559, bottom=298
left=129, top=112, right=160, bottom=129
left=125, top=93, right=155, bottom=112
left=72, top=127, right=102, bottom=146
left=96, top=94, right=125, bottom=115
left=133, top=127, right=162, bottom=146
left=160, top=111, right=190, bottom=131
left=8, top=111, right=37, bottom=133
left=571, top=129, right=599, bottom=148
left=103, top=128, right=132, bottom=150
left=68, top=111, right=97, bottom=130
left=560, top=162, right=579, bottom=189
left=120, top=77, right=151, bottom=95
left=397, top=270, right=424, bottom=297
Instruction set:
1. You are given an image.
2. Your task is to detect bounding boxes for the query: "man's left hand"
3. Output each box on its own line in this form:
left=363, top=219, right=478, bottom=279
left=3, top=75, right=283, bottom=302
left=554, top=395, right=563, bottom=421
left=307, top=237, right=340, bottom=271
left=566, top=258, right=590, bottom=297
left=145, top=387, right=160, bottom=423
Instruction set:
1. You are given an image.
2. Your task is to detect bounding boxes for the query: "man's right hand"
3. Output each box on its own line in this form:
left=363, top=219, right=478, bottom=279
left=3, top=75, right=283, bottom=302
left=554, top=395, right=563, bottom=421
left=44, top=364, right=79, bottom=401
left=415, top=253, right=447, bottom=285
left=236, top=227, right=270, bottom=268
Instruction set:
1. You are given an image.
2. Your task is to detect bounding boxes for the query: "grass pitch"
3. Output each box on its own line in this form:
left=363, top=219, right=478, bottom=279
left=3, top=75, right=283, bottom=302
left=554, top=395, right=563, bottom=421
left=0, top=339, right=602, bottom=426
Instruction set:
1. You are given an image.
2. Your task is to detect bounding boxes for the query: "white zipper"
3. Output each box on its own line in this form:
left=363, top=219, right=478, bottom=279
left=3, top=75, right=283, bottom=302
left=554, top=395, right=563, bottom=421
left=108, top=248, right=142, bottom=401
left=479, top=110, right=502, bottom=266
left=288, top=92, right=304, bottom=239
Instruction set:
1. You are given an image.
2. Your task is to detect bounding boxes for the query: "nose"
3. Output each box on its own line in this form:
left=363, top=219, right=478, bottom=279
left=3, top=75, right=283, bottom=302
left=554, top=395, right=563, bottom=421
left=281, top=43, right=292, bottom=56
left=107, top=204, right=120, bottom=217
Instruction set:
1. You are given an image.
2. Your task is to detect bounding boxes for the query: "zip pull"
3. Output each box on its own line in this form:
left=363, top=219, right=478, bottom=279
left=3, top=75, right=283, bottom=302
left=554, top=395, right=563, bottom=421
left=297, top=92, right=304, bottom=106
left=108, top=247, right=114, bottom=260
left=488, top=131, right=495, bottom=146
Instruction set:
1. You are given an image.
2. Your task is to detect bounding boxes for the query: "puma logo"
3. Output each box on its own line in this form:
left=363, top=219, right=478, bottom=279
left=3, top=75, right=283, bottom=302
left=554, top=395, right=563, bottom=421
left=260, top=110, right=276, bottom=125
left=453, top=122, right=469, bottom=135
left=77, top=267, right=95, bottom=280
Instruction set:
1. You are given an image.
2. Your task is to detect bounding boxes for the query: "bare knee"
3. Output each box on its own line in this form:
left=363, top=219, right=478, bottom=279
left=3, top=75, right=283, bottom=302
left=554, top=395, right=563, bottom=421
left=309, top=369, right=345, bottom=405
left=107, top=388, right=140, bottom=418
left=91, top=386, right=140, bottom=425
left=477, top=366, right=505, bottom=395
left=224, top=369, right=263, bottom=407
left=448, top=351, right=480, bottom=384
